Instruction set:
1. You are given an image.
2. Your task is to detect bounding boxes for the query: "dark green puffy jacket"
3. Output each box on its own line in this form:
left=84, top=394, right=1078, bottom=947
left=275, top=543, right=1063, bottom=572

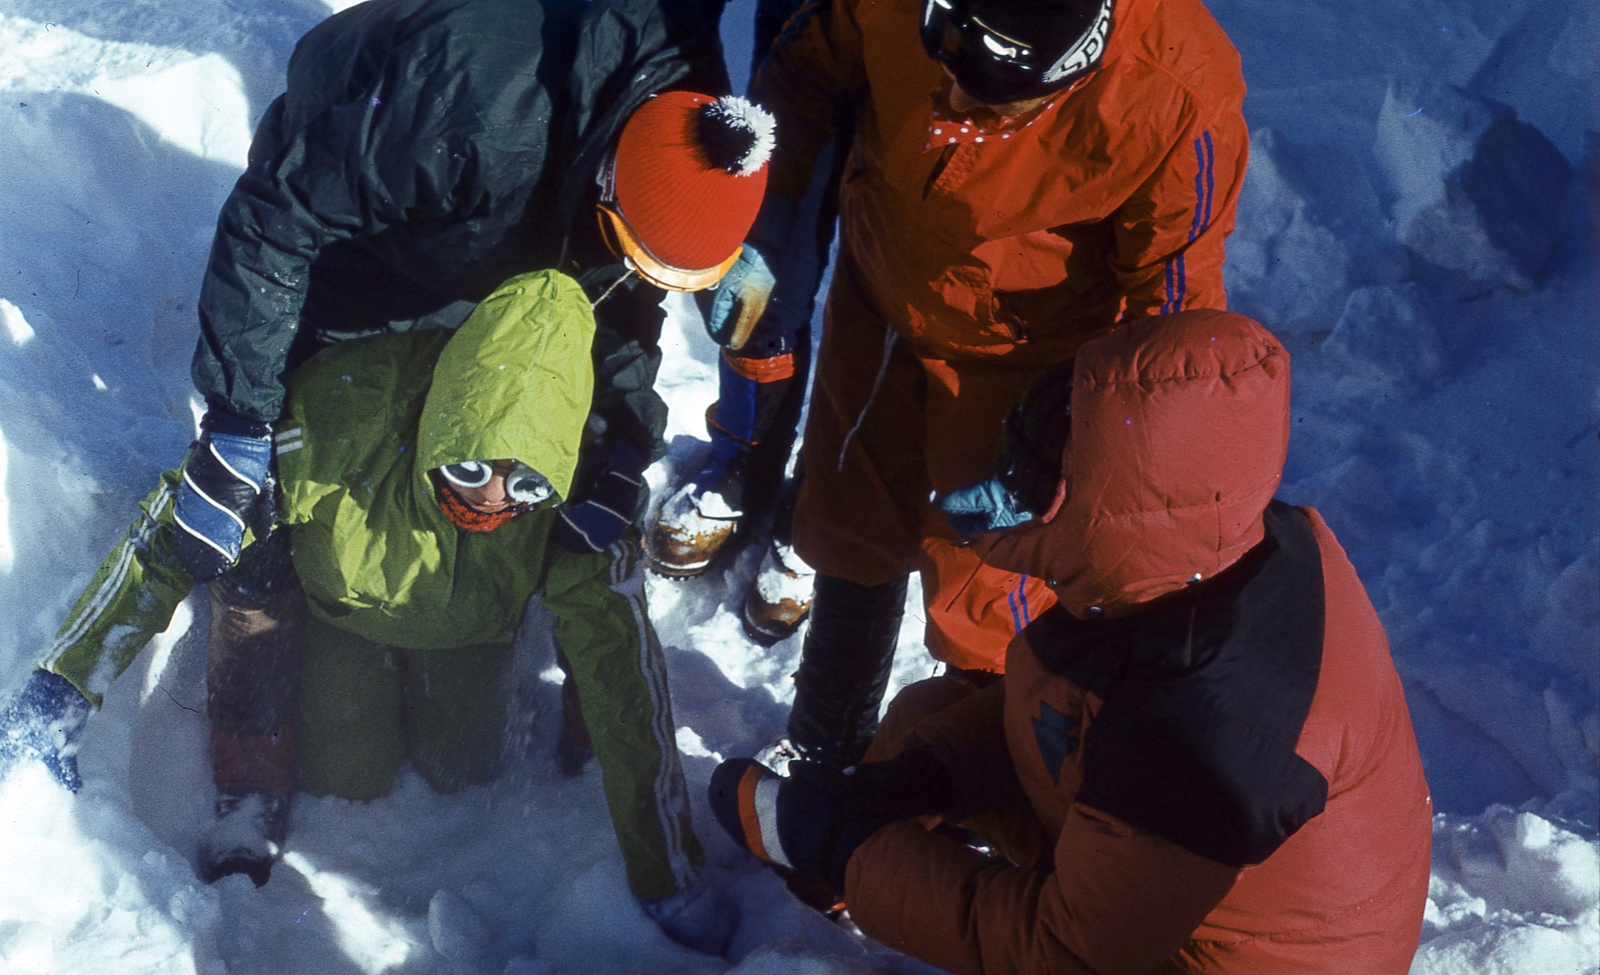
left=192, top=0, right=729, bottom=455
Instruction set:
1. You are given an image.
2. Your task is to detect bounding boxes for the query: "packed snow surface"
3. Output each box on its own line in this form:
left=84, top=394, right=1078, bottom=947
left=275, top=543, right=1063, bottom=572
left=0, top=0, right=1595, bottom=972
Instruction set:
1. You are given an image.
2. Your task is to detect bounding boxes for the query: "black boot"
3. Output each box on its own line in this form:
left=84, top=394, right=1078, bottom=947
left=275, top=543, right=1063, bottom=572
left=786, top=574, right=909, bottom=768
left=200, top=787, right=290, bottom=887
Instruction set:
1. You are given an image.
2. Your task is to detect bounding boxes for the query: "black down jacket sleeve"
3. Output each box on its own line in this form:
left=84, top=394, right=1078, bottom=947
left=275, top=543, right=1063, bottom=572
left=190, top=0, right=732, bottom=425
left=190, top=12, right=523, bottom=424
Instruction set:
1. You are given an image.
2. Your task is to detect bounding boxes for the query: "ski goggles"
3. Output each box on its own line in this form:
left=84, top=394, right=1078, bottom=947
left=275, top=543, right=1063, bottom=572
left=594, top=154, right=742, bottom=293
left=919, top=0, right=1113, bottom=105
left=437, top=460, right=556, bottom=506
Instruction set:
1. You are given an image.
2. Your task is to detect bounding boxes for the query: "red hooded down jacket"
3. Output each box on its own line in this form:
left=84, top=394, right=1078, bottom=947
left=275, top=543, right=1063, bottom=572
left=844, top=310, right=1433, bottom=974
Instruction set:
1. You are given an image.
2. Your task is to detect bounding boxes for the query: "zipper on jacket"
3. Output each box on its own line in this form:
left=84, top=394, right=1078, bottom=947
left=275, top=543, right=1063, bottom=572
left=447, top=527, right=465, bottom=609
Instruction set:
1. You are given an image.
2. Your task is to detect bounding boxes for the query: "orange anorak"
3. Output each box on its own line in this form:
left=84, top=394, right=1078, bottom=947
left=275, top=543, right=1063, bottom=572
left=759, top=0, right=1250, bottom=667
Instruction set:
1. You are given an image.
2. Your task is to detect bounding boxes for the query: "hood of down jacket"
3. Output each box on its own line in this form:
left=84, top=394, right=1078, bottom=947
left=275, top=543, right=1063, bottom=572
left=274, top=270, right=595, bottom=648
left=981, top=308, right=1289, bottom=618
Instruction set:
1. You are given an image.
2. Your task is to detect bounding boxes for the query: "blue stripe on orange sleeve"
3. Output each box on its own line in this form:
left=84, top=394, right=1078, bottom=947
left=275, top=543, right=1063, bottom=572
left=1166, top=130, right=1216, bottom=315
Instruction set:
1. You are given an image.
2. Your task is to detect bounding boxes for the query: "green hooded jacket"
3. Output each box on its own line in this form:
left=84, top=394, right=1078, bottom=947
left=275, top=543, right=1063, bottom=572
left=42, top=270, right=705, bottom=898
left=275, top=270, right=594, bottom=649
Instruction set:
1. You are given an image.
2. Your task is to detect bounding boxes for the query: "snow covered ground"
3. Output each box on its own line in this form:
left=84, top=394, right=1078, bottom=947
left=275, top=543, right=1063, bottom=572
left=0, top=0, right=1595, bottom=972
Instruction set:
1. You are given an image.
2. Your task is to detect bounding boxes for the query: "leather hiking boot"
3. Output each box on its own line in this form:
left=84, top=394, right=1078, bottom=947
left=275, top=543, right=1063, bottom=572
left=741, top=539, right=815, bottom=645
left=645, top=481, right=743, bottom=577
left=199, top=787, right=290, bottom=887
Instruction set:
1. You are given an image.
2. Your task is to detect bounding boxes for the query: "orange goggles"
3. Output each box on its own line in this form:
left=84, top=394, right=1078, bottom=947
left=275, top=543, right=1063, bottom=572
left=595, top=201, right=742, bottom=293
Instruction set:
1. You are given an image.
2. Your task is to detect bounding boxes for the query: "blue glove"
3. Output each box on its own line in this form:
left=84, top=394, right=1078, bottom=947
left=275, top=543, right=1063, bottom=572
left=697, top=243, right=775, bottom=351
left=552, top=434, right=646, bottom=554
left=938, top=477, right=1034, bottom=537
left=173, top=412, right=274, bottom=582
left=0, top=669, right=93, bottom=791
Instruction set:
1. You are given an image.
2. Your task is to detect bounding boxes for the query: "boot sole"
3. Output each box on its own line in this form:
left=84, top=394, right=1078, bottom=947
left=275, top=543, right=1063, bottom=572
left=643, top=549, right=715, bottom=578
left=740, top=597, right=808, bottom=646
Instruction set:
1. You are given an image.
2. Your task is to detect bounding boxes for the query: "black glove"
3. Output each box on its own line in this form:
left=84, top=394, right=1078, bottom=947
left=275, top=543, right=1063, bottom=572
left=995, top=358, right=1075, bottom=516
left=551, top=430, right=646, bottom=554
left=783, top=753, right=961, bottom=892
left=172, top=411, right=275, bottom=581
left=710, top=747, right=961, bottom=899
left=774, top=760, right=888, bottom=892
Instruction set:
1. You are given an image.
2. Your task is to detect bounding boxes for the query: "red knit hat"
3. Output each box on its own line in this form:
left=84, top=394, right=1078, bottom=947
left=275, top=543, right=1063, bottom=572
left=602, top=92, right=774, bottom=290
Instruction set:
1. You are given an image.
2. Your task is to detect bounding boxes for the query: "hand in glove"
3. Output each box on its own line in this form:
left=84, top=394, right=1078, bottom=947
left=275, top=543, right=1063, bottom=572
left=938, top=357, right=1076, bottom=537
left=0, top=669, right=93, bottom=791
left=710, top=755, right=953, bottom=896
left=173, top=411, right=275, bottom=581
left=695, top=243, right=775, bottom=351
left=938, top=477, right=1033, bottom=537
left=552, top=429, right=646, bottom=554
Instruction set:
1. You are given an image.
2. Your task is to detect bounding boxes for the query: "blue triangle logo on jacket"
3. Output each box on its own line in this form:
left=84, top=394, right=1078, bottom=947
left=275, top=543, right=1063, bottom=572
left=1032, top=701, right=1080, bottom=785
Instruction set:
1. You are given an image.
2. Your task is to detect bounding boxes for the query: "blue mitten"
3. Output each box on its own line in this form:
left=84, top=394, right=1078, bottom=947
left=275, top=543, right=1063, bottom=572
left=173, top=411, right=274, bottom=581
left=697, top=243, right=775, bottom=351
left=0, top=669, right=93, bottom=791
left=938, top=477, right=1034, bottom=537
left=552, top=435, right=646, bottom=554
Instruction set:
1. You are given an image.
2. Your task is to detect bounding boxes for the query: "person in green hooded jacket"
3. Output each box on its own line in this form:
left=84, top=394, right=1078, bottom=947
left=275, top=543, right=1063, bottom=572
left=6, top=271, right=738, bottom=954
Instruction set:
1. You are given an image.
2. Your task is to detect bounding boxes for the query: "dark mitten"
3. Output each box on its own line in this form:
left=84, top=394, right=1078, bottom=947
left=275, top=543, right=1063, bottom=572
left=846, top=747, right=964, bottom=822
left=552, top=434, right=646, bottom=554
left=710, top=753, right=956, bottom=899
left=996, top=358, right=1075, bottom=516
left=173, top=411, right=274, bottom=581
left=780, top=760, right=903, bottom=892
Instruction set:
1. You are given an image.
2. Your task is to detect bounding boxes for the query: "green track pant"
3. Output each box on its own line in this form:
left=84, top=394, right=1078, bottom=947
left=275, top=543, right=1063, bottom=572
left=38, top=469, right=195, bottom=705
left=37, top=470, right=703, bottom=899
left=294, top=537, right=704, bottom=899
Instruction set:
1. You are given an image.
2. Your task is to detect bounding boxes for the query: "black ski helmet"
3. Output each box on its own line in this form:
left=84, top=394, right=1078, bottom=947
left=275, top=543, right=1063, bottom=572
left=920, top=0, right=1114, bottom=105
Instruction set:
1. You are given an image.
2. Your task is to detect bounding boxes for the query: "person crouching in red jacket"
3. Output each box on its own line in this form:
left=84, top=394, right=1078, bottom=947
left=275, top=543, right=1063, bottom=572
left=712, top=308, right=1433, bottom=974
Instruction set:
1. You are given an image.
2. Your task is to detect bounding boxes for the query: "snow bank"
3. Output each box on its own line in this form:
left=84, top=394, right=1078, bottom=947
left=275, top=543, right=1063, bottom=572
left=0, top=0, right=1596, bottom=972
left=1415, top=805, right=1600, bottom=975
left=1375, top=81, right=1570, bottom=296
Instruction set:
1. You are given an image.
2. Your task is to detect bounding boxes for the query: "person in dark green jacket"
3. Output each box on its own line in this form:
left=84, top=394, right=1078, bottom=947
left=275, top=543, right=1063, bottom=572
left=13, top=272, right=738, bottom=954
left=171, top=0, right=770, bottom=582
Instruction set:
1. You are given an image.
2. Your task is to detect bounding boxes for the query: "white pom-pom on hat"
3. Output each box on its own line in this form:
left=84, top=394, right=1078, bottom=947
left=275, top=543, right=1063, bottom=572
left=697, top=96, right=777, bottom=177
